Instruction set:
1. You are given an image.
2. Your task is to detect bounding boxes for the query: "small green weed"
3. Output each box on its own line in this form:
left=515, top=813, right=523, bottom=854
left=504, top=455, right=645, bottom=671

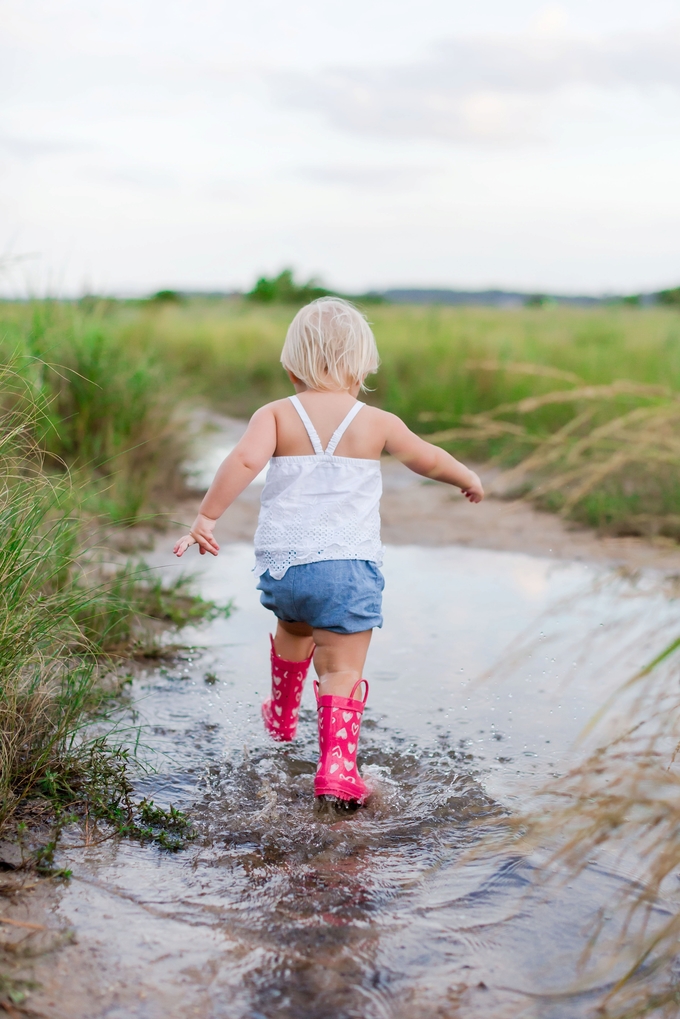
left=0, top=973, right=37, bottom=1007
left=33, top=740, right=197, bottom=857
left=74, top=564, right=232, bottom=655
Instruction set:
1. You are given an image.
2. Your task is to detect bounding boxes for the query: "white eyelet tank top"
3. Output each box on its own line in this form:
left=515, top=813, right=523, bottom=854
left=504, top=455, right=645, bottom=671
left=254, top=395, right=384, bottom=579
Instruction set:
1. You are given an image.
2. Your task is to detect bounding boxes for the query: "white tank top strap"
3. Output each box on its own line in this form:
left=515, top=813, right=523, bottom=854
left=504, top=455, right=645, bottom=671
left=288, top=395, right=365, bottom=456
left=325, top=401, right=364, bottom=455
left=256, top=397, right=383, bottom=578
left=289, top=395, right=324, bottom=455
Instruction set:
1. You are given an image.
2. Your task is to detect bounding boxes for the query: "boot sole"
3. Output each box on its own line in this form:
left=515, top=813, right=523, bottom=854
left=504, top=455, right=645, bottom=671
left=314, top=783, right=368, bottom=805
left=315, top=794, right=364, bottom=814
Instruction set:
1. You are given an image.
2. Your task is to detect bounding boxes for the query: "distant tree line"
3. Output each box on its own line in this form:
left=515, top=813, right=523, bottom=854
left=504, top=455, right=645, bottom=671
left=90, top=275, right=680, bottom=309
left=244, top=272, right=680, bottom=309
left=658, top=286, right=680, bottom=307
left=247, top=269, right=331, bottom=304
left=245, top=269, right=384, bottom=305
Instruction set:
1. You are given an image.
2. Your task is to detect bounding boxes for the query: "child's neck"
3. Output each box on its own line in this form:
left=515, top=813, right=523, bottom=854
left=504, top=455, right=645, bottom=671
left=292, top=382, right=361, bottom=399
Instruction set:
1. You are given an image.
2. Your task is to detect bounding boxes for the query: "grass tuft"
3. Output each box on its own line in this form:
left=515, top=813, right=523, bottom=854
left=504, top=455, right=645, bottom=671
left=429, top=380, right=680, bottom=536
left=0, top=301, right=189, bottom=524
left=0, top=371, right=229, bottom=837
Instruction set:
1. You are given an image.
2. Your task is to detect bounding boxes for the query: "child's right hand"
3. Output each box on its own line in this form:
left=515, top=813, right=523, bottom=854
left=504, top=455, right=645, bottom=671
left=461, top=472, right=484, bottom=503
left=173, top=514, right=220, bottom=557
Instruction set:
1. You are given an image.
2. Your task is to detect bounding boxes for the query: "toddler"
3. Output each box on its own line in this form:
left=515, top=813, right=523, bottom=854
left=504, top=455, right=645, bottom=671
left=174, top=298, right=483, bottom=806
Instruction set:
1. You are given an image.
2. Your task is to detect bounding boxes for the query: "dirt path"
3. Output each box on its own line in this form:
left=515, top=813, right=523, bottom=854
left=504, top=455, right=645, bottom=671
left=172, top=456, right=680, bottom=574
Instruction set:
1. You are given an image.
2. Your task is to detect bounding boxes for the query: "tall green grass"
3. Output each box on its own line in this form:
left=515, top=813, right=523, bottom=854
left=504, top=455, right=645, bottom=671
left=0, top=370, right=227, bottom=834
left=0, top=300, right=188, bottom=523
left=131, top=298, right=680, bottom=418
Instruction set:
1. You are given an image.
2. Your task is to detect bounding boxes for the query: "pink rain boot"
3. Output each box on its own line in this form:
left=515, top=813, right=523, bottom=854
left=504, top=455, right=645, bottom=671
left=314, top=679, right=370, bottom=804
left=262, top=635, right=314, bottom=742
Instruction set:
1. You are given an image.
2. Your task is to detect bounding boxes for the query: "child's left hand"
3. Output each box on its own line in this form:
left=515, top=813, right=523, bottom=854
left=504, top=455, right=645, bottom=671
left=173, top=514, right=220, bottom=557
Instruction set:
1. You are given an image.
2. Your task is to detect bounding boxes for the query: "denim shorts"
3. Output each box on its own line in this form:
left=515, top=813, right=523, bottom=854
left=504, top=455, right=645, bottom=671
left=256, top=559, right=384, bottom=634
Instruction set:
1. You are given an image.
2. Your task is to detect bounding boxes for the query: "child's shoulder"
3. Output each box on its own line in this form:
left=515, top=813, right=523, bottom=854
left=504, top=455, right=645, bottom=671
left=249, top=398, right=291, bottom=420
left=360, top=404, right=396, bottom=419
left=360, top=405, right=409, bottom=431
left=358, top=403, right=395, bottom=427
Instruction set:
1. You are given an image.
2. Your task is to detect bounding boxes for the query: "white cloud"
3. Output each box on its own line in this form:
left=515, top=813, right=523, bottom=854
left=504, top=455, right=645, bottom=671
left=84, top=166, right=178, bottom=191
left=530, top=4, right=570, bottom=37
left=0, top=135, right=90, bottom=160
left=275, top=25, right=680, bottom=143
left=3, top=1, right=680, bottom=293
left=299, top=164, right=433, bottom=191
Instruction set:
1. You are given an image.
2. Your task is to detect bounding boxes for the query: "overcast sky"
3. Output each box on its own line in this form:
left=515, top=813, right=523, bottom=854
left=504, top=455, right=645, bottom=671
left=2, top=0, right=680, bottom=295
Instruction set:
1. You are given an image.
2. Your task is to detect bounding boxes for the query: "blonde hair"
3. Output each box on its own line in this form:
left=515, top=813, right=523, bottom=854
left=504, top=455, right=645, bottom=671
left=280, top=298, right=379, bottom=392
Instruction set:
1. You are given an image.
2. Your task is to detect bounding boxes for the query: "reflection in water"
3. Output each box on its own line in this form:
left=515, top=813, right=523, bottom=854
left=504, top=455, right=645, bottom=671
left=54, top=545, right=680, bottom=1018
left=184, top=414, right=269, bottom=491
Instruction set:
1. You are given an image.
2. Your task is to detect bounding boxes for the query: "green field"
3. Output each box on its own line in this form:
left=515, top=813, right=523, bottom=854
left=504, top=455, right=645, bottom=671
left=129, top=297, right=680, bottom=417
left=2, top=296, right=679, bottom=535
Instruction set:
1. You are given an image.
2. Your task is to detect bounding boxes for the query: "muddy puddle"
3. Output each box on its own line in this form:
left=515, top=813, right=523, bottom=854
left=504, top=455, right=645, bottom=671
left=49, top=543, right=680, bottom=1018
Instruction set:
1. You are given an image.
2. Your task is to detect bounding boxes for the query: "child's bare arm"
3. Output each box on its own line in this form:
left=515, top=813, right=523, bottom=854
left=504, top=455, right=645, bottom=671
left=383, top=413, right=484, bottom=502
left=174, top=406, right=277, bottom=557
